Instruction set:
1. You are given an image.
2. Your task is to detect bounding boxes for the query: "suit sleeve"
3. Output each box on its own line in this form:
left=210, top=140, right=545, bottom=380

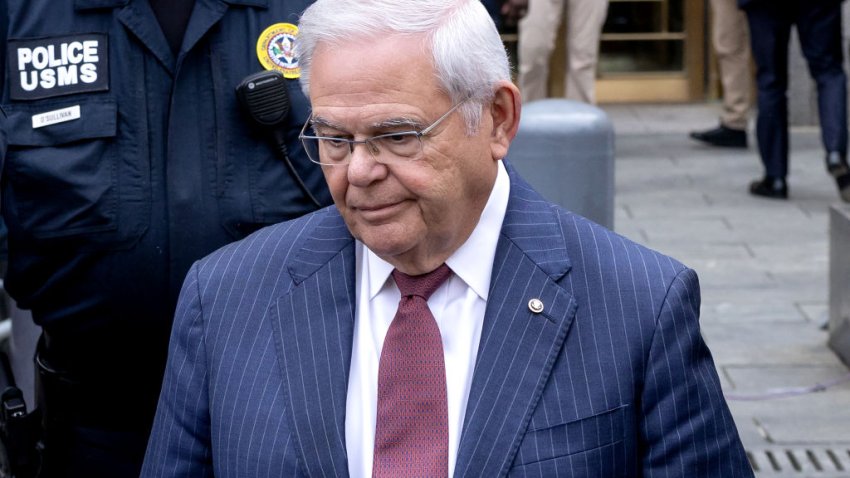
left=639, top=268, right=754, bottom=477
left=141, top=263, right=215, bottom=477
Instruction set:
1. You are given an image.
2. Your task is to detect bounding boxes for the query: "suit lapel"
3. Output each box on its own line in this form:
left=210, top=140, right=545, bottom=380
left=454, top=168, right=578, bottom=477
left=270, top=210, right=355, bottom=478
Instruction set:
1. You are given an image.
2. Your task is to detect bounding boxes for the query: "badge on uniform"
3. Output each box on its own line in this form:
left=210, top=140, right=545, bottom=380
left=7, top=33, right=109, bottom=101
left=256, top=23, right=301, bottom=79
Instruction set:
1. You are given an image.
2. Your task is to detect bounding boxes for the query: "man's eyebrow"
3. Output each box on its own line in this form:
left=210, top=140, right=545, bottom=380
left=372, top=117, right=425, bottom=130
left=310, top=116, right=348, bottom=131
left=310, top=115, right=426, bottom=132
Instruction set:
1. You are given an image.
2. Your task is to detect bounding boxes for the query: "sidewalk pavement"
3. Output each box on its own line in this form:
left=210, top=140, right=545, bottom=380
left=601, top=103, right=850, bottom=477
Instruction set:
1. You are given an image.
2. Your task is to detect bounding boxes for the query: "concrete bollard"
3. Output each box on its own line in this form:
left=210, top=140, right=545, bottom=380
left=508, top=99, right=615, bottom=229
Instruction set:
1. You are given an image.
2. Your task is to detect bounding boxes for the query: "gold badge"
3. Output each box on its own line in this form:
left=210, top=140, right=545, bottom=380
left=256, top=23, right=300, bottom=79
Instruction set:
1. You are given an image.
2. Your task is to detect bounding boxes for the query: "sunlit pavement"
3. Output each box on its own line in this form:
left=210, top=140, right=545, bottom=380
left=604, top=103, right=850, bottom=477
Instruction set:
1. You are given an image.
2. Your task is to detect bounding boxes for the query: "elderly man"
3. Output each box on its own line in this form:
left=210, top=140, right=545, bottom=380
left=142, top=0, right=754, bottom=476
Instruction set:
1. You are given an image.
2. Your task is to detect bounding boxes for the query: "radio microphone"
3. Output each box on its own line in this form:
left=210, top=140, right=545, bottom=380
left=236, top=70, right=322, bottom=208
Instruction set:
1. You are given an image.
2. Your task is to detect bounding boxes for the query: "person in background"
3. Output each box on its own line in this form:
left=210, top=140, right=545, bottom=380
left=483, top=0, right=528, bottom=28
left=740, top=0, right=850, bottom=201
left=517, top=0, right=609, bottom=103
left=0, top=0, right=329, bottom=475
left=690, top=0, right=752, bottom=149
left=142, top=1, right=754, bottom=476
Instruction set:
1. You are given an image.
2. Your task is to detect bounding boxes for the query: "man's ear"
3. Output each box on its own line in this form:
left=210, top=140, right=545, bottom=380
left=488, top=80, right=521, bottom=161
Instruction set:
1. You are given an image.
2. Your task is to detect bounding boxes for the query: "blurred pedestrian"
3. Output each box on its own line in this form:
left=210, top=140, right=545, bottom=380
left=497, top=0, right=529, bottom=27
left=741, top=0, right=850, bottom=201
left=517, top=0, right=609, bottom=103
left=482, top=0, right=528, bottom=28
left=690, top=0, right=751, bottom=148
left=0, top=0, right=329, bottom=476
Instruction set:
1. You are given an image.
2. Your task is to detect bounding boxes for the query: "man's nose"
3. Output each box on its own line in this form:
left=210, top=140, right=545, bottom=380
left=347, top=141, right=385, bottom=186
left=347, top=139, right=380, bottom=159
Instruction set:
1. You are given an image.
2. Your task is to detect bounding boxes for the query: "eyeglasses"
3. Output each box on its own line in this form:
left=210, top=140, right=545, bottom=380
left=299, top=98, right=470, bottom=166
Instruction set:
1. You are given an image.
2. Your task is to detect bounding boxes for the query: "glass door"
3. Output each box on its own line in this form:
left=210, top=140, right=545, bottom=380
left=595, top=0, right=704, bottom=102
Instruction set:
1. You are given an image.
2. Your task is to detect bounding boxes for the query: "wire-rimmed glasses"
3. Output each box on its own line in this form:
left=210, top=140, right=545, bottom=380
left=299, top=98, right=470, bottom=166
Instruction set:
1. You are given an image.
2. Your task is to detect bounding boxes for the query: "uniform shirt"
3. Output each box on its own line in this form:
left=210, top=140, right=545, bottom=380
left=346, top=160, right=510, bottom=478
left=148, top=0, right=196, bottom=54
left=0, top=0, right=330, bottom=347
left=0, top=2, right=333, bottom=430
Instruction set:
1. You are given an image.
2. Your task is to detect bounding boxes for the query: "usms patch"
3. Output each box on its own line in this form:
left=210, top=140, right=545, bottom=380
left=256, top=23, right=300, bottom=79
left=8, top=33, right=109, bottom=101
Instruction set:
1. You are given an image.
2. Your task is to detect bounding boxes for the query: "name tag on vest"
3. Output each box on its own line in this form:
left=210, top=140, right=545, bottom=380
left=32, top=105, right=81, bottom=129
left=8, top=33, right=109, bottom=101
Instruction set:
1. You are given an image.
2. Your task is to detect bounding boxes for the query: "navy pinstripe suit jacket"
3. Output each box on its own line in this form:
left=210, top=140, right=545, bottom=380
left=142, top=166, right=754, bottom=477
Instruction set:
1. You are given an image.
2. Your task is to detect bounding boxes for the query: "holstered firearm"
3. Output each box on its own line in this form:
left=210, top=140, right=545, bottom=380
left=0, top=386, right=41, bottom=478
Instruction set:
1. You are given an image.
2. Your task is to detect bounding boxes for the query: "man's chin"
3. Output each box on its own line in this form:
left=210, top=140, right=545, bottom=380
left=360, top=238, right=412, bottom=259
left=354, top=228, right=416, bottom=260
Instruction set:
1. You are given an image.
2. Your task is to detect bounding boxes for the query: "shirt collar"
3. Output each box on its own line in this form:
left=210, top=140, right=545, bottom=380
left=365, top=160, right=511, bottom=300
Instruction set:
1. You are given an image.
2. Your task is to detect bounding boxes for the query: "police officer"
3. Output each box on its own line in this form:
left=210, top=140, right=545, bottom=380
left=0, top=0, right=330, bottom=476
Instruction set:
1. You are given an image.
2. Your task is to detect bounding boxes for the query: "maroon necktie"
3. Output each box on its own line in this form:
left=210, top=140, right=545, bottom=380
left=373, top=264, right=452, bottom=478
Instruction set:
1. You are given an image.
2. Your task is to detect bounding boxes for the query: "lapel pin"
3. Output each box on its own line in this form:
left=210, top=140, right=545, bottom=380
left=528, top=298, right=544, bottom=314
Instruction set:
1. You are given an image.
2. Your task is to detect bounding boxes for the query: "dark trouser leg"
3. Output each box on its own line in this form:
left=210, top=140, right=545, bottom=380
left=35, top=334, right=159, bottom=478
left=794, top=1, right=847, bottom=157
left=745, top=4, right=792, bottom=179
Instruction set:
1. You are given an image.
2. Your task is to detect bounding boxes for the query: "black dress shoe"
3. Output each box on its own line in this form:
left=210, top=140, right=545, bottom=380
left=689, top=124, right=747, bottom=148
left=749, top=176, right=788, bottom=199
left=825, top=151, right=850, bottom=202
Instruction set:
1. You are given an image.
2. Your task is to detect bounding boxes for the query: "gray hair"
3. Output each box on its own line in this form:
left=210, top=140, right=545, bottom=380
left=296, top=0, right=511, bottom=132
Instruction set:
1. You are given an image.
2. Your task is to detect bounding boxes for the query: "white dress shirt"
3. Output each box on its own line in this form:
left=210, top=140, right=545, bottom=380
left=345, top=161, right=510, bottom=478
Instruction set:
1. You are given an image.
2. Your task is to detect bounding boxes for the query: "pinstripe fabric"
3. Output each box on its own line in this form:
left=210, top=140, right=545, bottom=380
left=142, top=163, right=753, bottom=477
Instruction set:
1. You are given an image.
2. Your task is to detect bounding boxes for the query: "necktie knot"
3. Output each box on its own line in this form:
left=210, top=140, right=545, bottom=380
left=391, top=264, right=451, bottom=300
